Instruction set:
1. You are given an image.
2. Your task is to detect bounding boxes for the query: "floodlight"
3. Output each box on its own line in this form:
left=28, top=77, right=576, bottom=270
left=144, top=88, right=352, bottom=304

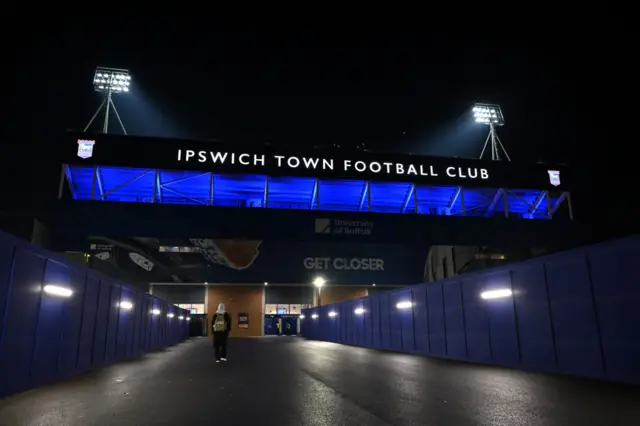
left=84, top=66, right=131, bottom=134
left=311, top=313, right=319, bottom=319
left=473, top=102, right=511, bottom=161
left=167, top=313, right=175, bottom=318
left=186, top=317, right=191, bottom=321
left=93, top=67, right=131, bottom=94
left=473, top=103, right=504, bottom=126
left=328, top=311, right=337, bottom=317
left=179, top=316, right=185, bottom=320
left=300, top=315, right=305, bottom=319
left=354, top=308, right=365, bottom=315
left=151, top=309, right=161, bottom=315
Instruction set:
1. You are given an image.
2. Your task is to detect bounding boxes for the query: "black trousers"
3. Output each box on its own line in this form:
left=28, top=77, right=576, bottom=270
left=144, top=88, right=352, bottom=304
left=213, top=332, right=228, bottom=359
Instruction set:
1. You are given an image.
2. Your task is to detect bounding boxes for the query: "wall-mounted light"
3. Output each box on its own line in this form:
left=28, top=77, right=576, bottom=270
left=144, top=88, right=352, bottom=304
left=396, top=301, right=413, bottom=310
left=480, top=289, right=512, bottom=300
left=151, top=309, right=161, bottom=316
left=372, top=283, right=376, bottom=287
left=299, top=314, right=305, bottom=319
left=167, top=313, right=175, bottom=318
left=313, top=277, right=326, bottom=288
left=264, top=282, right=268, bottom=286
left=311, top=313, right=319, bottom=319
left=354, top=308, right=365, bottom=315
left=186, top=317, right=191, bottom=321
left=119, top=301, right=133, bottom=310
left=328, top=311, right=337, bottom=317
left=43, top=284, right=73, bottom=298
left=178, top=316, right=184, bottom=320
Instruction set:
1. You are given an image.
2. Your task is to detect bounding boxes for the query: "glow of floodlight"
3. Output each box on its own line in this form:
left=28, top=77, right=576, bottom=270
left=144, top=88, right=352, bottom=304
left=93, top=66, right=132, bottom=94
left=472, top=103, right=504, bottom=126
left=480, top=289, right=513, bottom=300
left=313, top=277, right=326, bottom=288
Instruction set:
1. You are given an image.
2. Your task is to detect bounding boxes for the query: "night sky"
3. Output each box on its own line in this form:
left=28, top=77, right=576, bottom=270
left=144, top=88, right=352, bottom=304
left=7, top=26, right=635, bottom=241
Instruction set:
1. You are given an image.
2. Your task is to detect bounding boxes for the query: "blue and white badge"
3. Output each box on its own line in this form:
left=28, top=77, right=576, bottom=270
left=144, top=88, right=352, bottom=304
left=547, top=170, right=561, bottom=186
left=77, top=139, right=96, bottom=159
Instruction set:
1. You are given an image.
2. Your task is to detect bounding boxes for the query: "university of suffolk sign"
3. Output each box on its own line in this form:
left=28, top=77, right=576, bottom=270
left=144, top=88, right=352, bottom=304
left=176, top=149, right=490, bottom=181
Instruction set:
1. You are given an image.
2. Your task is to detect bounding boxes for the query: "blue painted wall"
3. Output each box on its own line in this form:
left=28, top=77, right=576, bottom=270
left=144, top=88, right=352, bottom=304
left=0, top=230, right=190, bottom=398
left=302, top=235, right=640, bottom=385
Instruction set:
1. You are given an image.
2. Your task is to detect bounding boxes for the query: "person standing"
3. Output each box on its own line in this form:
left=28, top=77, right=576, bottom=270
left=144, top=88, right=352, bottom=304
left=212, top=303, right=231, bottom=363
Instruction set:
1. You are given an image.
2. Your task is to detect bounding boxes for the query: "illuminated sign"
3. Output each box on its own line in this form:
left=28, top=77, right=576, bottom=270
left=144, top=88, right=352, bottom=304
left=176, top=149, right=490, bottom=182
left=303, top=257, right=385, bottom=271
left=548, top=170, right=561, bottom=186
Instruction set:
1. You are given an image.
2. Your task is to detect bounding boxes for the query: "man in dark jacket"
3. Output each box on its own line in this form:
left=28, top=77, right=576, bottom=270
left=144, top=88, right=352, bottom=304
left=212, top=303, right=231, bottom=362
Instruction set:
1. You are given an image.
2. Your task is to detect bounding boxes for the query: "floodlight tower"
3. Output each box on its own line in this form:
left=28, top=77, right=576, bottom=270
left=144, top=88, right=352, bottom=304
left=473, top=103, right=510, bottom=161
left=84, top=66, right=131, bottom=134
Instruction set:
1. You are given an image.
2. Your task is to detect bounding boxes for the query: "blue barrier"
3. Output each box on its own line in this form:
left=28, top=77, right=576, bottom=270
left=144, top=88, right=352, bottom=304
left=0, top=230, right=190, bottom=398
left=302, top=235, right=640, bottom=385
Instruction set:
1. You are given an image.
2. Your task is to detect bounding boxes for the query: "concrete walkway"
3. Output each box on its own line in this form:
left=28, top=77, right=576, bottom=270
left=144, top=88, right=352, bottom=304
left=0, top=336, right=638, bottom=425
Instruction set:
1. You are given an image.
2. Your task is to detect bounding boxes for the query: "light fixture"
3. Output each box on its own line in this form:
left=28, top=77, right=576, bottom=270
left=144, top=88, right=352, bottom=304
left=372, top=283, right=376, bottom=287
left=311, top=313, right=319, bottom=319
left=151, top=309, right=161, bottom=316
left=264, top=282, right=268, bottom=286
left=167, top=313, right=175, bottom=318
left=178, top=316, right=184, bottom=320
left=299, top=314, right=305, bottom=319
left=328, top=311, right=337, bottom=317
left=480, top=289, right=513, bottom=300
left=396, top=301, right=413, bottom=310
left=85, top=66, right=131, bottom=134
left=473, top=102, right=510, bottom=161
left=313, top=277, right=326, bottom=288
left=204, top=282, right=208, bottom=285
left=43, top=285, right=73, bottom=298
left=186, top=317, right=191, bottom=321
left=119, top=301, right=133, bottom=310
left=473, top=103, right=504, bottom=126
left=354, top=308, right=365, bottom=315
left=93, top=67, right=131, bottom=93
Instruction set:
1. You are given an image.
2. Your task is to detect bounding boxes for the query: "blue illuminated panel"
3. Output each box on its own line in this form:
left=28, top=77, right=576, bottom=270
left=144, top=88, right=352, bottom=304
left=65, top=165, right=566, bottom=220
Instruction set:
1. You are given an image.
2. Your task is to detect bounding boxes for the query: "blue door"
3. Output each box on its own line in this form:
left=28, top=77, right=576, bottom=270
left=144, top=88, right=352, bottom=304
left=264, top=316, right=278, bottom=335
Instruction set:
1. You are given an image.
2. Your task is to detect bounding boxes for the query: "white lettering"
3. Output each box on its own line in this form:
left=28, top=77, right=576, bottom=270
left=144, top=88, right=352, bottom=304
left=467, top=168, right=478, bottom=178
left=430, top=165, right=438, bottom=176
left=198, top=151, right=207, bottom=162
left=177, top=149, right=182, bottom=161
left=446, top=166, right=456, bottom=177
left=344, top=160, right=352, bottom=170
left=274, top=155, right=285, bottom=167
left=287, top=156, right=300, bottom=168
left=210, top=152, right=228, bottom=164
left=458, top=167, right=467, bottom=178
left=383, top=162, right=393, bottom=173
left=355, top=161, right=366, bottom=172
left=481, top=168, right=489, bottom=179
left=254, top=154, right=265, bottom=166
left=303, top=257, right=384, bottom=271
left=185, top=150, right=195, bottom=161
left=370, top=161, right=381, bottom=173
left=395, top=163, right=404, bottom=175
left=238, top=153, right=250, bottom=165
left=407, top=164, right=417, bottom=175
left=303, top=157, right=319, bottom=169
left=322, top=159, right=334, bottom=170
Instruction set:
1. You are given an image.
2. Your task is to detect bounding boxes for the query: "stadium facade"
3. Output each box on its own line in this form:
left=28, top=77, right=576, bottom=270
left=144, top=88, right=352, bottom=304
left=23, top=132, right=576, bottom=336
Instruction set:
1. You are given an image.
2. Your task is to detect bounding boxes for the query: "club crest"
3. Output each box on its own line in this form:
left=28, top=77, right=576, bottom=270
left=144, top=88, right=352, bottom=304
left=77, top=139, right=96, bottom=159
left=547, top=170, right=560, bottom=186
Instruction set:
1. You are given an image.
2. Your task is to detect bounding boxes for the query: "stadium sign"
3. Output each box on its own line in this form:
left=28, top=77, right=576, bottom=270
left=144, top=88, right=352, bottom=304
left=176, top=149, right=490, bottom=181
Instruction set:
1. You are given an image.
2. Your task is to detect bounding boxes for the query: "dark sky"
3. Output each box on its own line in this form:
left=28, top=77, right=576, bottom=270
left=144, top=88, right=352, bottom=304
left=7, top=25, right=636, bottom=240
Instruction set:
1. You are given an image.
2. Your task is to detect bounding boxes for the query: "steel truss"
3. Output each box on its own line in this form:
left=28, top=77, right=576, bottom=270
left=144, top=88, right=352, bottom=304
left=62, top=166, right=573, bottom=221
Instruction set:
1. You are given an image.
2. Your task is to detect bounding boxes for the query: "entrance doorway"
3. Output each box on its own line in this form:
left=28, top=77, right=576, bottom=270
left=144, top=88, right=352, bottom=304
left=264, top=315, right=299, bottom=336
